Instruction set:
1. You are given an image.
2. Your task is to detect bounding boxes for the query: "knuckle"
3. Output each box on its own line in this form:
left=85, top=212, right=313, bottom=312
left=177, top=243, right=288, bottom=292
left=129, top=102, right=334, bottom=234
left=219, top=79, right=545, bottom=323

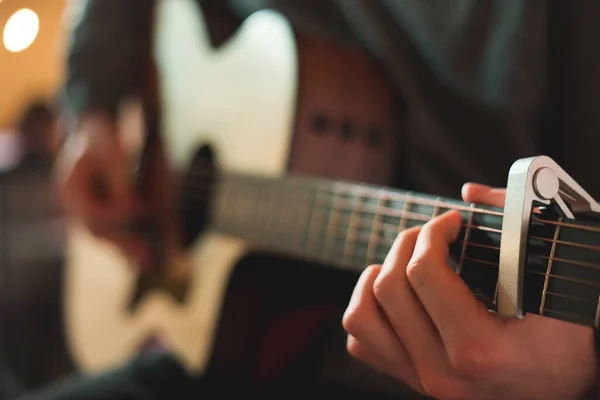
left=405, top=256, right=427, bottom=289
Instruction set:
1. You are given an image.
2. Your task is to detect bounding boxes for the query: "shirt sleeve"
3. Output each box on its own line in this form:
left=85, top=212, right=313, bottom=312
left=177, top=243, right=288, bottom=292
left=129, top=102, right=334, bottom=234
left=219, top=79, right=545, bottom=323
left=61, top=0, right=157, bottom=119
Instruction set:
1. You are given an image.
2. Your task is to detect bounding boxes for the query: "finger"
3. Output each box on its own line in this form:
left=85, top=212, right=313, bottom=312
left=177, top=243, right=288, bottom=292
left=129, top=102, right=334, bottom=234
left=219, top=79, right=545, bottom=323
left=63, top=152, right=138, bottom=222
left=346, top=335, right=424, bottom=394
left=461, top=183, right=505, bottom=208
left=343, top=265, right=421, bottom=390
left=84, top=221, right=152, bottom=268
left=374, top=226, right=448, bottom=376
left=406, top=210, right=498, bottom=348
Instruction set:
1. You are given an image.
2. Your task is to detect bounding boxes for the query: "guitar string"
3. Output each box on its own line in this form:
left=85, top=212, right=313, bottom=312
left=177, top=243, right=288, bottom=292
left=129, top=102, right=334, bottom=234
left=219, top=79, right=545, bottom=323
left=220, top=216, right=598, bottom=326
left=219, top=201, right=600, bottom=293
left=183, top=170, right=600, bottom=234
left=186, top=189, right=600, bottom=282
left=195, top=188, right=600, bottom=266
left=183, top=190, right=600, bottom=280
left=177, top=201, right=600, bottom=326
left=305, top=214, right=600, bottom=276
left=322, top=218, right=600, bottom=274
left=181, top=177, right=600, bottom=302
left=227, top=215, right=600, bottom=320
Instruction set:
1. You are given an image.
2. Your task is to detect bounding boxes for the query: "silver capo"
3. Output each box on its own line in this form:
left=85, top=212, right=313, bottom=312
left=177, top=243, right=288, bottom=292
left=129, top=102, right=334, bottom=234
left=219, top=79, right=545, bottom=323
left=498, top=156, right=600, bottom=318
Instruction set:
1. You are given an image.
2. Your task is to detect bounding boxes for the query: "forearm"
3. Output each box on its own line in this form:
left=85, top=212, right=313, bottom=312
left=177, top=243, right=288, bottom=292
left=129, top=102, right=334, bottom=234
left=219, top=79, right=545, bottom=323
left=62, top=0, right=156, bottom=120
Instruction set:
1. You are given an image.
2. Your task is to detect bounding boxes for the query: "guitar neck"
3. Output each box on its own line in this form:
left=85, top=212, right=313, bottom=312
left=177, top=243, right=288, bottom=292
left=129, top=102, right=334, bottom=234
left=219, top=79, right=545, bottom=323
left=208, top=172, right=600, bottom=329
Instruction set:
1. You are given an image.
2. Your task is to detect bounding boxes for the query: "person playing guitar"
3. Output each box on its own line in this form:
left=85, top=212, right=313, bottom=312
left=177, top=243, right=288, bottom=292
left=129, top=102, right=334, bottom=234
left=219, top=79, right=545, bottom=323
left=40, top=0, right=600, bottom=399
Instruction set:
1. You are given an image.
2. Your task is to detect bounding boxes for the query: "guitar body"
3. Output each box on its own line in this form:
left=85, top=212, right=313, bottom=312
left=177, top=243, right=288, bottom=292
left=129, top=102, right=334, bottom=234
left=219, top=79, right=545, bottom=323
left=64, top=0, right=397, bottom=375
left=65, top=0, right=297, bottom=375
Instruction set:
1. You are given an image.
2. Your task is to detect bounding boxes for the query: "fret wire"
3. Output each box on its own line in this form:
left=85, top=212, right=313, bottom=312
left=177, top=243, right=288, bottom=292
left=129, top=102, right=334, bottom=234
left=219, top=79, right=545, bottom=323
left=322, top=187, right=341, bottom=261
left=288, top=186, right=315, bottom=245
left=431, top=196, right=442, bottom=218
left=366, top=193, right=384, bottom=266
left=304, top=185, right=323, bottom=257
left=399, top=193, right=412, bottom=232
left=539, top=217, right=562, bottom=315
left=493, top=280, right=499, bottom=305
left=342, top=189, right=364, bottom=264
left=595, top=296, right=600, bottom=328
left=456, top=204, right=475, bottom=276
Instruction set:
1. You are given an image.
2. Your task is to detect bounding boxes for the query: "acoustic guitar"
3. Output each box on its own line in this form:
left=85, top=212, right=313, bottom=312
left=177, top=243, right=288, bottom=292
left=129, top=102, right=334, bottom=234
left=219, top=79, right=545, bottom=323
left=63, top=0, right=600, bottom=376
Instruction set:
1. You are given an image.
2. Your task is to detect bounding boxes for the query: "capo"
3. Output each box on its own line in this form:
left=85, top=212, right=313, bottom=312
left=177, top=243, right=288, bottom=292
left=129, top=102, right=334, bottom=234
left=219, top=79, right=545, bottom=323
left=498, top=156, right=600, bottom=318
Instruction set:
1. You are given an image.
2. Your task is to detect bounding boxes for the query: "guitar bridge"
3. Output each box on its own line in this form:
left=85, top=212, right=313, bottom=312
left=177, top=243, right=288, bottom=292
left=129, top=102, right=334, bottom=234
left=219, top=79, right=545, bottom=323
left=498, top=156, right=600, bottom=318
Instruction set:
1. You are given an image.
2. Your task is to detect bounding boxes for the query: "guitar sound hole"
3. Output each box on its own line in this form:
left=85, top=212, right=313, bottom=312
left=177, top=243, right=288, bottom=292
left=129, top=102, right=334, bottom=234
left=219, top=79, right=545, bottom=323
left=127, top=144, right=217, bottom=313
left=179, top=145, right=217, bottom=248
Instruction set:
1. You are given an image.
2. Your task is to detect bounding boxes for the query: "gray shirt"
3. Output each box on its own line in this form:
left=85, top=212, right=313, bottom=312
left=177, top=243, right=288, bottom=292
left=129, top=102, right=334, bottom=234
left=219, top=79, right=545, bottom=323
left=63, top=0, right=600, bottom=198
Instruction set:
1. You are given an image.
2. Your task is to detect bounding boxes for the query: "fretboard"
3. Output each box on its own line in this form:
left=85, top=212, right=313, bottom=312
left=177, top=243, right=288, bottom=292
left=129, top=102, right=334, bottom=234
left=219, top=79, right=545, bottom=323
left=208, top=172, right=600, bottom=329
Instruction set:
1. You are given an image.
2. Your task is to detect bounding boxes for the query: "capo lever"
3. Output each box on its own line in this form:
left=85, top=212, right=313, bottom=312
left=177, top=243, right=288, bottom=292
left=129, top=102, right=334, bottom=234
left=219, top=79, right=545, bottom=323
left=497, top=156, right=600, bottom=318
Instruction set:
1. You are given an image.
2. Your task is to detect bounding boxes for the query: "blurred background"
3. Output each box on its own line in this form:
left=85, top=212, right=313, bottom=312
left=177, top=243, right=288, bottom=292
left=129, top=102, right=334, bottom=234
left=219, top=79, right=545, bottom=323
left=0, top=0, right=72, bottom=395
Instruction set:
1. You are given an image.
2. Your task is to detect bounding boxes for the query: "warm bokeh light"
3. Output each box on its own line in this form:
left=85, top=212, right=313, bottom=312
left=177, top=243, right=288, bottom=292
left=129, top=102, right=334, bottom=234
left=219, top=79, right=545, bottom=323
left=3, top=8, right=40, bottom=53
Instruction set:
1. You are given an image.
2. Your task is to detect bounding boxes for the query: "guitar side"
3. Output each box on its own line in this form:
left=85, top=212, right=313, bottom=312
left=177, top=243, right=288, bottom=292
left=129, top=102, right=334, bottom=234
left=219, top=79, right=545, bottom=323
left=63, top=0, right=299, bottom=375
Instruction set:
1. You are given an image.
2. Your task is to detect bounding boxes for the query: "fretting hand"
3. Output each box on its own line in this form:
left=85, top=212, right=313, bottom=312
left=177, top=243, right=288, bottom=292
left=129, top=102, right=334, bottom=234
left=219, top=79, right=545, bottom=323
left=342, top=183, right=598, bottom=399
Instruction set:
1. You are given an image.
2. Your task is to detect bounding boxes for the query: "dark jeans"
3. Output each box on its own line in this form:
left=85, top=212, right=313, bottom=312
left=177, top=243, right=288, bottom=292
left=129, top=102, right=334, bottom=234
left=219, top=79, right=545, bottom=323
left=7, top=253, right=425, bottom=399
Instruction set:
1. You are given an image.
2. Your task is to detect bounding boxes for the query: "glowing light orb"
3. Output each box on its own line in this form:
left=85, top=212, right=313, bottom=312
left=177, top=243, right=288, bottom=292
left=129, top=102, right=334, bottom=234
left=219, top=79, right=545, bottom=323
left=3, top=9, right=40, bottom=53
